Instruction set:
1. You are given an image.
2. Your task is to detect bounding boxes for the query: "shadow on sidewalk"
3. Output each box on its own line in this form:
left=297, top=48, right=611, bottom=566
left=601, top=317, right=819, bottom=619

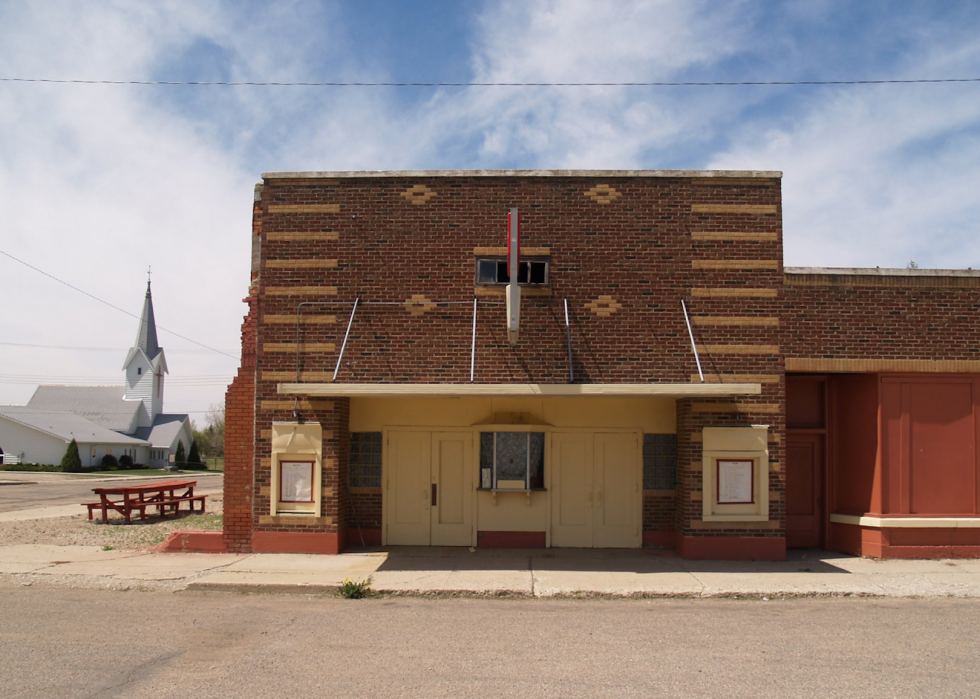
left=366, top=546, right=857, bottom=575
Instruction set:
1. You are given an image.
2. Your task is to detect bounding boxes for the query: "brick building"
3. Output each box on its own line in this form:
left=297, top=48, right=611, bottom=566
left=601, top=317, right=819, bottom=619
left=222, top=170, right=980, bottom=560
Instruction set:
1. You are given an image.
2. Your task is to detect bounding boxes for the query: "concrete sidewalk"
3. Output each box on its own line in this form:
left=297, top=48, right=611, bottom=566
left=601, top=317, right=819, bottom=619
left=3, top=544, right=980, bottom=598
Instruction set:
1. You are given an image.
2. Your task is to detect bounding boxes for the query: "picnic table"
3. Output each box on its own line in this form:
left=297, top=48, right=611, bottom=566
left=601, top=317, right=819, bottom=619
left=83, top=480, right=207, bottom=524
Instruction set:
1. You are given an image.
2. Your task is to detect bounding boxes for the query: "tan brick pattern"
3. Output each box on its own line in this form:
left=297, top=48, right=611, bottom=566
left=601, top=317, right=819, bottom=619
left=584, top=184, right=622, bottom=204
left=400, top=184, right=437, bottom=204
left=691, top=204, right=777, bottom=214
left=692, top=260, right=779, bottom=270
left=265, top=286, right=338, bottom=296
left=267, top=204, right=340, bottom=213
left=263, top=314, right=337, bottom=325
left=404, top=294, right=437, bottom=316
left=262, top=343, right=336, bottom=353
left=692, top=231, right=778, bottom=241
left=585, top=295, right=622, bottom=317
left=692, top=288, right=778, bottom=298
left=266, top=258, right=338, bottom=269
left=266, top=231, right=339, bottom=242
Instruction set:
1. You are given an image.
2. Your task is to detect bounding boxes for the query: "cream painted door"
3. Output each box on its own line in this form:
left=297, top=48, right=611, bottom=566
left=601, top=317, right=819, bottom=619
left=593, top=432, right=641, bottom=548
left=550, top=432, right=594, bottom=548
left=385, top=430, right=431, bottom=545
left=550, top=431, right=641, bottom=549
left=430, top=432, right=474, bottom=546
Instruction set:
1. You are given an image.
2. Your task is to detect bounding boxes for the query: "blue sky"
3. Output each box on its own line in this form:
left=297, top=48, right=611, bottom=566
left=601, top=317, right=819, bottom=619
left=1, top=0, right=979, bottom=416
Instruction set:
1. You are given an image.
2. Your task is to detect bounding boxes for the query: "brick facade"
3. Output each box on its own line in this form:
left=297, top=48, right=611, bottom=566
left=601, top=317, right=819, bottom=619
left=222, top=169, right=978, bottom=559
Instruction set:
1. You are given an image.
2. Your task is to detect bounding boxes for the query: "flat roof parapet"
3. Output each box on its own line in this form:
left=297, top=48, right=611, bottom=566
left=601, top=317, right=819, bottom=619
left=785, top=266, right=980, bottom=289
left=261, top=169, right=782, bottom=180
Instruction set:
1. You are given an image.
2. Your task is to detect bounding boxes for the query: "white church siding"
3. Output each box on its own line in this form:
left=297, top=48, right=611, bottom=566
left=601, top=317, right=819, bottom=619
left=0, top=416, right=67, bottom=465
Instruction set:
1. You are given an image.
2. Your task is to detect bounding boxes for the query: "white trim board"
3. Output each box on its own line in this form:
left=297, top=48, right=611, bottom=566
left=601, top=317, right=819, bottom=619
left=831, top=514, right=980, bottom=529
left=278, top=383, right=762, bottom=398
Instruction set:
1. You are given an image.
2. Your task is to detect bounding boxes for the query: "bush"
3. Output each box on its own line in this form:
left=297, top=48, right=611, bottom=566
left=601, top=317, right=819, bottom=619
left=101, top=453, right=118, bottom=469
left=119, top=454, right=133, bottom=467
left=188, top=440, right=202, bottom=465
left=175, top=441, right=185, bottom=465
left=4, top=463, right=61, bottom=472
left=61, top=439, right=82, bottom=473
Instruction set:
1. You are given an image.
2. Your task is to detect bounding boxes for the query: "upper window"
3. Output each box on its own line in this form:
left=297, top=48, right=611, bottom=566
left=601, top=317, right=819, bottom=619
left=475, top=258, right=549, bottom=286
left=137, top=367, right=142, bottom=375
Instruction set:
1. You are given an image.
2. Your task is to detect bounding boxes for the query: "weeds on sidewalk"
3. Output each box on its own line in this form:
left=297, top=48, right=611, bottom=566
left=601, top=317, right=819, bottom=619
left=339, top=577, right=371, bottom=599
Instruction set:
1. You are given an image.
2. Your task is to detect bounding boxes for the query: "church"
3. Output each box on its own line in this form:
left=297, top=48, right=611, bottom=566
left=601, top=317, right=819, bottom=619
left=0, top=282, right=193, bottom=468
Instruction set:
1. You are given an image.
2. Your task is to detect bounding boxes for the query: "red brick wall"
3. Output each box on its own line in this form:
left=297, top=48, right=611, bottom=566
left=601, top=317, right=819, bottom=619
left=783, top=272, right=980, bottom=365
left=222, top=286, right=258, bottom=553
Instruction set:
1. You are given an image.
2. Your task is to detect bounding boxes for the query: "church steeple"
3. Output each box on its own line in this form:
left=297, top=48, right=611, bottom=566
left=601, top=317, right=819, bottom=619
left=122, top=278, right=168, bottom=427
left=135, top=280, right=161, bottom=360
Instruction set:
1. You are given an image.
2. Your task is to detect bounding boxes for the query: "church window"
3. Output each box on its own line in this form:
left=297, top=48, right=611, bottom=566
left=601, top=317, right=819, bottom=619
left=137, top=367, right=142, bottom=375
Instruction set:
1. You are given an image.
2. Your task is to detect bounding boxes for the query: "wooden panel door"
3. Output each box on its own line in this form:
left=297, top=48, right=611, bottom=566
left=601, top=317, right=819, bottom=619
left=385, top=430, right=431, bottom=545
left=550, top=432, right=594, bottom=548
left=430, top=432, right=473, bottom=546
left=786, top=433, right=824, bottom=548
left=593, top=432, right=641, bottom=549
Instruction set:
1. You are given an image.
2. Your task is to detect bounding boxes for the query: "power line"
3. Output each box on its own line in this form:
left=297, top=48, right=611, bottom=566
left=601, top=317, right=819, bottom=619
left=0, top=341, right=237, bottom=354
left=0, top=250, right=238, bottom=360
left=2, top=77, right=979, bottom=88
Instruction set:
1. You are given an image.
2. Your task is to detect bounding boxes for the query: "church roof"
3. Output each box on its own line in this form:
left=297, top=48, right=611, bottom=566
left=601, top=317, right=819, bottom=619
left=0, top=406, right=147, bottom=446
left=26, top=385, right=140, bottom=433
left=132, top=413, right=190, bottom=448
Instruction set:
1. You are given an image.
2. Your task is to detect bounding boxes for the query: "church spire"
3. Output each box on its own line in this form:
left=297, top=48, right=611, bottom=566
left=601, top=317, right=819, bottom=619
left=135, top=279, right=161, bottom=360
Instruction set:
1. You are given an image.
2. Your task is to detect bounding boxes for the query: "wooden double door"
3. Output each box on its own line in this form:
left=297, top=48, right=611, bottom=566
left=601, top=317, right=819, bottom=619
left=550, top=431, right=641, bottom=548
left=385, top=430, right=474, bottom=546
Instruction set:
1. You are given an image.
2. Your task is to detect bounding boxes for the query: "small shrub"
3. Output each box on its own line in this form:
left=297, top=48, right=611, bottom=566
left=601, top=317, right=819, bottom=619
left=188, top=440, right=202, bottom=465
left=101, top=453, right=118, bottom=469
left=339, top=577, right=371, bottom=599
left=119, top=454, right=133, bottom=467
left=61, top=439, right=82, bottom=473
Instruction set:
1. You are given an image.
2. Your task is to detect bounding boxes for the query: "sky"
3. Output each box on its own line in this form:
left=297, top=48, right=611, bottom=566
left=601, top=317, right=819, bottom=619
left=1, top=0, right=979, bottom=418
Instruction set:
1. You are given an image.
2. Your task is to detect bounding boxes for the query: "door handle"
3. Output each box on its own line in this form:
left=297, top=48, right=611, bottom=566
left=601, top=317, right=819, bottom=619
left=597, top=490, right=603, bottom=505
left=431, top=483, right=438, bottom=507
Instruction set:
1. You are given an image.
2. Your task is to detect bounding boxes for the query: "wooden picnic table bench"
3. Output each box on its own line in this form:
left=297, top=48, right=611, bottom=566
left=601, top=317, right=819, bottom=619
left=83, top=479, right=206, bottom=524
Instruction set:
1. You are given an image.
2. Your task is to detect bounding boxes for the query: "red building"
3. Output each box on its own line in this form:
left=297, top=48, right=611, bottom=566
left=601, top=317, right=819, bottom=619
left=222, top=170, right=980, bottom=559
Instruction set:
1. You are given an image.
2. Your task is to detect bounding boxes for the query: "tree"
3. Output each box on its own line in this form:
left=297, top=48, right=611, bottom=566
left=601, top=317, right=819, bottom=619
left=188, top=439, right=202, bottom=465
left=205, top=403, right=224, bottom=458
left=61, top=438, right=82, bottom=473
left=175, top=440, right=186, bottom=465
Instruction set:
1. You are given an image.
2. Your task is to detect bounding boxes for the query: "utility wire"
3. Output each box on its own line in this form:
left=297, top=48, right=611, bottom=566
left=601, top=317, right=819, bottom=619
left=2, top=77, right=979, bottom=87
left=0, top=341, right=236, bottom=354
left=0, top=250, right=238, bottom=360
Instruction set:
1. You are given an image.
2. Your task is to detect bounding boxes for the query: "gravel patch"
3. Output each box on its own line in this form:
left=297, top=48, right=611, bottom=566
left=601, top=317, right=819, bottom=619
left=0, top=496, right=223, bottom=550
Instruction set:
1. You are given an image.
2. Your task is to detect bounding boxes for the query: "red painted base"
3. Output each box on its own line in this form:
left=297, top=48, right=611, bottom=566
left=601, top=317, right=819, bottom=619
left=253, top=531, right=341, bottom=554
left=831, top=522, right=980, bottom=559
left=643, top=529, right=676, bottom=548
left=478, top=531, right=547, bottom=548
left=154, top=530, right=227, bottom=553
left=676, top=535, right=786, bottom=561
left=340, top=527, right=382, bottom=548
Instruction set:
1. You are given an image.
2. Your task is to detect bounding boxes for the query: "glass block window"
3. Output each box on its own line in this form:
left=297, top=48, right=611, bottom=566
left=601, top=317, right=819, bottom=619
left=479, top=431, right=545, bottom=489
left=349, top=432, right=382, bottom=488
left=643, top=434, right=677, bottom=490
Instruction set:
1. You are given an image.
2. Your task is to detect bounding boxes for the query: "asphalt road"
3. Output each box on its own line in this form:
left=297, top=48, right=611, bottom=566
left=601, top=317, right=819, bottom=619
left=1, top=589, right=978, bottom=698
left=0, top=473, right=224, bottom=513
